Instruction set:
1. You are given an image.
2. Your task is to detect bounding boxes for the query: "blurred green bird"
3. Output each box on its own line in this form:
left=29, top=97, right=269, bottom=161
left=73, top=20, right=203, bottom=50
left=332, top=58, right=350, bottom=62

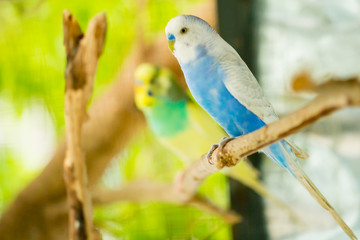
left=133, top=63, right=293, bottom=209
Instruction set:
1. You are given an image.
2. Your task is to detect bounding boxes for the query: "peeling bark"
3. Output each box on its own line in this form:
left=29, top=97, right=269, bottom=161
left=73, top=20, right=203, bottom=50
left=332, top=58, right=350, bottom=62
left=62, top=10, right=107, bottom=240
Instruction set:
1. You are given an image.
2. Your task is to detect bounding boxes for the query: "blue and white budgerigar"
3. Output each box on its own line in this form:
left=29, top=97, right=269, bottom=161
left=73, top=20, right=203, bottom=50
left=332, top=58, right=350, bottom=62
left=165, top=15, right=357, bottom=239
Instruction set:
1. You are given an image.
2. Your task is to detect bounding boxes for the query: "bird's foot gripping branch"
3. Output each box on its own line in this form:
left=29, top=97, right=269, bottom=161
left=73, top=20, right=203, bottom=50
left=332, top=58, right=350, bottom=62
left=208, top=137, right=237, bottom=168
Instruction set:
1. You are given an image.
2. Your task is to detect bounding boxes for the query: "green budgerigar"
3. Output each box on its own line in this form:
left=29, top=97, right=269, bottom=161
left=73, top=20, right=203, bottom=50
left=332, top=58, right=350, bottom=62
left=134, top=63, right=294, bottom=209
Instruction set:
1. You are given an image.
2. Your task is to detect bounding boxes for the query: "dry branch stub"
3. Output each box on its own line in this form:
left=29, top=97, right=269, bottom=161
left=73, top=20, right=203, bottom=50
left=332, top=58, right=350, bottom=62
left=63, top=9, right=107, bottom=240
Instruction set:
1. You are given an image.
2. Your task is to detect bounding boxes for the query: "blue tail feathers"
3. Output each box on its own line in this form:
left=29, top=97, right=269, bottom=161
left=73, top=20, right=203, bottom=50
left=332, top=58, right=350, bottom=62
left=261, top=140, right=297, bottom=177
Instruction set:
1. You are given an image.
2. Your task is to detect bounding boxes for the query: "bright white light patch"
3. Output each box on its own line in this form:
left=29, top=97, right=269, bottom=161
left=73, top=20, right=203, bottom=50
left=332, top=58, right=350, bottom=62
left=0, top=99, right=56, bottom=170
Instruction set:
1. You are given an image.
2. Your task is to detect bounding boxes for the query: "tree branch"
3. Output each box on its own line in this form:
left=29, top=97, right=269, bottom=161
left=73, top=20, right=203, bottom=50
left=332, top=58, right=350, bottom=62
left=92, top=181, right=241, bottom=225
left=63, top=10, right=107, bottom=240
left=177, top=79, right=360, bottom=199
left=45, top=181, right=241, bottom=227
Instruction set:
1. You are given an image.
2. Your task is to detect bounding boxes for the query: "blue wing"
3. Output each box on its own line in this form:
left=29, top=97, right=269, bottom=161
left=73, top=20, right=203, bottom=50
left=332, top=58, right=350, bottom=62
left=215, top=44, right=305, bottom=174
left=180, top=44, right=302, bottom=175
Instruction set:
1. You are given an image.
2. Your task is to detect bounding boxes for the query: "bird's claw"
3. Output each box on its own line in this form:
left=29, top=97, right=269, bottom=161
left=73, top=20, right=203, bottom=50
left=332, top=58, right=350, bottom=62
left=217, top=137, right=235, bottom=159
left=206, top=137, right=235, bottom=166
left=206, top=144, right=219, bottom=165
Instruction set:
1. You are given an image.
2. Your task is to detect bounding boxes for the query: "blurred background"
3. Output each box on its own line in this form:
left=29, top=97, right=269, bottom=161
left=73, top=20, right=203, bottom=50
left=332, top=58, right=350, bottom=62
left=0, top=0, right=360, bottom=239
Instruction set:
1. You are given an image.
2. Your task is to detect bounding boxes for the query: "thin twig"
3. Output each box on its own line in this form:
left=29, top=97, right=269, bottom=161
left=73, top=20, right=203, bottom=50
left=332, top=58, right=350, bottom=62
left=92, top=181, right=241, bottom=225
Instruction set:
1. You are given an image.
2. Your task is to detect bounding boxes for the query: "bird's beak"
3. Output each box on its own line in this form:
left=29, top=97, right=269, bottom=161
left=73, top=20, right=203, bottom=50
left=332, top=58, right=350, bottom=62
left=167, top=33, right=175, bottom=52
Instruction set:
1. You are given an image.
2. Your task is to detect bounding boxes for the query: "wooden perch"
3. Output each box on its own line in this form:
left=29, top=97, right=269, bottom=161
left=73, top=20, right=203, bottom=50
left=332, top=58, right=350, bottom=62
left=63, top=10, right=107, bottom=240
left=177, top=79, right=360, bottom=199
left=92, top=181, right=241, bottom=225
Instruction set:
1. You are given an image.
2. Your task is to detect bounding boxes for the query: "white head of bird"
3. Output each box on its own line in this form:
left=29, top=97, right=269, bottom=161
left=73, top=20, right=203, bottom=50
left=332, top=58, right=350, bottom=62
left=165, top=15, right=220, bottom=64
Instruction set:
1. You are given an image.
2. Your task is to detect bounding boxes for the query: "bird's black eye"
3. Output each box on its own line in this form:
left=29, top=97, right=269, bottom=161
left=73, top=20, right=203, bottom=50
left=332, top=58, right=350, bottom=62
left=147, top=90, right=153, bottom=96
left=180, top=27, right=188, bottom=34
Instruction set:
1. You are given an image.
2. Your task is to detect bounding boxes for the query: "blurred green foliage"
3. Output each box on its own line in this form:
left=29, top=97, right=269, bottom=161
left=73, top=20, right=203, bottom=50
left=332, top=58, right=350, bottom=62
left=0, top=0, right=232, bottom=239
left=0, top=0, right=200, bottom=129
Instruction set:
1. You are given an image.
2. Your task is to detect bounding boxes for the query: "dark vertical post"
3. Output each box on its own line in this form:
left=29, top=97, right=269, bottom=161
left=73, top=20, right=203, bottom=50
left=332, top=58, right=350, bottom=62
left=217, top=0, right=268, bottom=239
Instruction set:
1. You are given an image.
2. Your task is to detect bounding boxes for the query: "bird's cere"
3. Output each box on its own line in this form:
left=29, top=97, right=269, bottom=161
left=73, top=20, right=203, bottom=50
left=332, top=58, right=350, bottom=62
left=167, top=33, right=175, bottom=41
